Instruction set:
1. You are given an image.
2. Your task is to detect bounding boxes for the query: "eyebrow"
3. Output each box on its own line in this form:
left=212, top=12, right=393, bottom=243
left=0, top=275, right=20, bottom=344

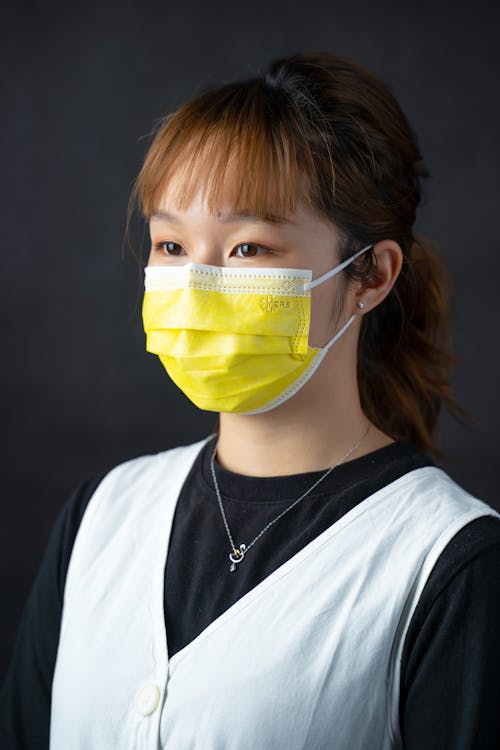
left=150, top=210, right=293, bottom=225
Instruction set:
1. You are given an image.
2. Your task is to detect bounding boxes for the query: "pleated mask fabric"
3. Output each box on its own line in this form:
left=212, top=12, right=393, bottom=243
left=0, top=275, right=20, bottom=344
left=142, top=245, right=372, bottom=414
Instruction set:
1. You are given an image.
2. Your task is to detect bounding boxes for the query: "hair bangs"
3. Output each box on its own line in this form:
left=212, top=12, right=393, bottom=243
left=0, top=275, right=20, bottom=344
left=134, top=82, right=317, bottom=223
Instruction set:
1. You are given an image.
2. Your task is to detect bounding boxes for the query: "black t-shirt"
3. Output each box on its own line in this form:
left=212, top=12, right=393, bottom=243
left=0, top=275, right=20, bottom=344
left=2, top=439, right=500, bottom=749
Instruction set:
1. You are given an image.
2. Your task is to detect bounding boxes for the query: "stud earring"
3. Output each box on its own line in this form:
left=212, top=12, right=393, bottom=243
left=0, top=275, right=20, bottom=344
left=356, top=301, right=365, bottom=310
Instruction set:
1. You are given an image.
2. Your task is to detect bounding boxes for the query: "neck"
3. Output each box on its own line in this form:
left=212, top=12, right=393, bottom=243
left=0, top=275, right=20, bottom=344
left=216, top=380, right=392, bottom=477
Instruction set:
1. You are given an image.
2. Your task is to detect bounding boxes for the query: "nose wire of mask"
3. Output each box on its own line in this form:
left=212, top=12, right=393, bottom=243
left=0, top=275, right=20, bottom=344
left=142, top=244, right=374, bottom=414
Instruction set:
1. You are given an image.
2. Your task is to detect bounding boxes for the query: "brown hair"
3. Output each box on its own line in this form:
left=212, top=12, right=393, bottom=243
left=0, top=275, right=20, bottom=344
left=129, top=51, right=462, bottom=456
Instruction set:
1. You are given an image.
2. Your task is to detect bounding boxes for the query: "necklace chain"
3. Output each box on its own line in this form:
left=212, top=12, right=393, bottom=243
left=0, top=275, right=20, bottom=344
left=210, top=424, right=371, bottom=572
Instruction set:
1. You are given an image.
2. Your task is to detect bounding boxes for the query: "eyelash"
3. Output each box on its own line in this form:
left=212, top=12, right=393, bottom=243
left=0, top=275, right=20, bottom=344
left=153, top=241, right=274, bottom=258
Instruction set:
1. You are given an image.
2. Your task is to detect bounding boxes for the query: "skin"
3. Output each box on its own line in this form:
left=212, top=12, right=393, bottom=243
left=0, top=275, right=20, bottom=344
left=147, top=181, right=403, bottom=477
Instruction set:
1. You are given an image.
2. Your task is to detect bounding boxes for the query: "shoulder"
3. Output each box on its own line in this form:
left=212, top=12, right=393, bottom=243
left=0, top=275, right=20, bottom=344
left=60, top=437, right=211, bottom=568
left=382, top=465, right=498, bottom=527
left=391, top=466, right=499, bottom=630
left=404, top=513, right=500, bottom=641
left=52, top=436, right=212, bottom=590
left=399, top=514, right=500, bottom=747
left=86, top=436, right=211, bottom=512
left=100, top=437, right=210, bottom=488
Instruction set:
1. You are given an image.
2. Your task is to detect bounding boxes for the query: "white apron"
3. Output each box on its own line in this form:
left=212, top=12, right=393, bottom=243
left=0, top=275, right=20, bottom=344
left=50, top=438, right=498, bottom=749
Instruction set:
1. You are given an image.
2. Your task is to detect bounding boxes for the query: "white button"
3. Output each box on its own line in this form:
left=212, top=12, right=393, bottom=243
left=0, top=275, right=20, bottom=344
left=135, top=684, right=161, bottom=716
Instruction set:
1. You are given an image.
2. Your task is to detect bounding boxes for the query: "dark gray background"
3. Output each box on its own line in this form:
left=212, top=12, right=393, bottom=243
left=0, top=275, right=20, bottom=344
left=1, top=0, right=499, bottom=677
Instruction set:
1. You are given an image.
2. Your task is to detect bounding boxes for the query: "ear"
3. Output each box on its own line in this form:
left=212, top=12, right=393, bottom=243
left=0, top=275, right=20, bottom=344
left=352, top=240, right=403, bottom=314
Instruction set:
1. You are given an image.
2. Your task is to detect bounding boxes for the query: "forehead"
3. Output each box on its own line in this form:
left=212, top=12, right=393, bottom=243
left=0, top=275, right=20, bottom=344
left=151, top=173, right=299, bottom=226
left=150, top=167, right=336, bottom=231
left=175, top=159, right=292, bottom=211
left=140, top=120, right=314, bottom=224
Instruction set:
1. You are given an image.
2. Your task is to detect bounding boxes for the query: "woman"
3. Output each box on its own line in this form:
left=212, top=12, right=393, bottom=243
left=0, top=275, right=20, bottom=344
left=2, top=52, right=499, bottom=749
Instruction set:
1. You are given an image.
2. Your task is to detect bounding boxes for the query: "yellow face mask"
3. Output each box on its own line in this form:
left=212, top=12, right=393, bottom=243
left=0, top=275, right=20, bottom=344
left=142, top=245, right=372, bottom=414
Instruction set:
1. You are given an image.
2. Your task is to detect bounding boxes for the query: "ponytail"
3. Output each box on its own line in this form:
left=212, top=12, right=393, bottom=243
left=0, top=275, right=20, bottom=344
left=355, top=233, right=461, bottom=456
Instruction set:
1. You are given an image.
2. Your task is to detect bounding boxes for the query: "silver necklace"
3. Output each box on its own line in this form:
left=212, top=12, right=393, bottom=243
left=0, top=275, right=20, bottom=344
left=210, top=424, right=371, bottom=572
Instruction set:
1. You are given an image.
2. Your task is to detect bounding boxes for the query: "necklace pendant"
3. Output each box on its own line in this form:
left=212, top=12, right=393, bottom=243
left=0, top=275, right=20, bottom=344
left=229, top=543, right=247, bottom=572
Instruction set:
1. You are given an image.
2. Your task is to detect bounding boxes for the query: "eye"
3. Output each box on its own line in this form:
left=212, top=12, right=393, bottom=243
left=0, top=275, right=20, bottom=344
left=156, top=241, right=185, bottom=256
left=232, top=242, right=271, bottom=258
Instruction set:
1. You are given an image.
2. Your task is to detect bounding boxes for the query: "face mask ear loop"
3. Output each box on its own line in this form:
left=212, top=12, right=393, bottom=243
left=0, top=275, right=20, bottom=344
left=304, top=244, right=374, bottom=291
left=320, top=314, right=357, bottom=353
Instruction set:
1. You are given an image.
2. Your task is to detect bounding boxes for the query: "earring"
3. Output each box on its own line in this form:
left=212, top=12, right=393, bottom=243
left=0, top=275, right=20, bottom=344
left=356, top=301, right=365, bottom=310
